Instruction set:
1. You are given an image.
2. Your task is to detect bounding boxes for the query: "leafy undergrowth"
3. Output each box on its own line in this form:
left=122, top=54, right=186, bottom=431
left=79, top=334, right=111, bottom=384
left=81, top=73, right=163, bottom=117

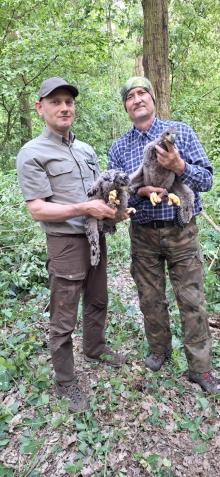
left=1, top=222, right=220, bottom=477
left=1, top=172, right=220, bottom=476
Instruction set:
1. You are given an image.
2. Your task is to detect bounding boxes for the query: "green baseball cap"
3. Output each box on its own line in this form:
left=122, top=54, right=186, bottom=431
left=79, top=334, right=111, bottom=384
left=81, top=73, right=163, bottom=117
left=120, top=76, right=155, bottom=103
left=38, top=76, right=79, bottom=100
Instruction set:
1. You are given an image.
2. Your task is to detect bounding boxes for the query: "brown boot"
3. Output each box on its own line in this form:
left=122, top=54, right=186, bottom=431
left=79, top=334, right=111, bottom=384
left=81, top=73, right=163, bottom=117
left=56, top=381, right=89, bottom=412
left=84, top=346, right=127, bottom=368
left=145, top=349, right=172, bottom=372
left=189, top=371, right=220, bottom=394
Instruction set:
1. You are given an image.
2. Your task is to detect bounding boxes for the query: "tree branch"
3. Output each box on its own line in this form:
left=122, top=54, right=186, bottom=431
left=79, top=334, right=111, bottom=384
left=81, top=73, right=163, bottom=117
left=16, top=54, right=60, bottom=100
left=200, top=210, right=220, bottom=234
left=0, top=4, right=21, bottom=50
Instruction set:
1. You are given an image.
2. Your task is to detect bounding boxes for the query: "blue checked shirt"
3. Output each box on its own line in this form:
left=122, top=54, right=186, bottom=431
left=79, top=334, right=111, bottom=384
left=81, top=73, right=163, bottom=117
left=108, top=117, right=213, bottom=224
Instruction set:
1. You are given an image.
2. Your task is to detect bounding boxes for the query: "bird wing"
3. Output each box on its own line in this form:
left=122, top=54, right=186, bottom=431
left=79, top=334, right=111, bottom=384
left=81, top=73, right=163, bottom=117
left=129, top=163, right=145, bottom=190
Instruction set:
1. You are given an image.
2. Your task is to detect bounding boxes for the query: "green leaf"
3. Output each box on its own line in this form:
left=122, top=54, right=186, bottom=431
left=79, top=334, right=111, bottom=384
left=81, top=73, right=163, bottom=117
left=23, top=415, right=47, bottom=430
left=201, top=426, right=217, bottom=441
left=0, top=438, right=10, bottom=447
left=75, top=421, right=87, bottom=431
left=78, top=441, right=88, bottom=455
left=64, top=462, right=83, bottom=474
left=0, top=370, right=11, bottom=392
left=146, top=453, right=160, bottom=470
left=0, top=358, right=15, bottom=370
left=0, top=464, right=14, bottom=477
left=40, top=393, right=49, bottom=405
left=162, top=457, right=172, bottom=468
left=192, top=442, right=208, bottom=454
left=196, top=397, right=209, bottom=410
left=20, top=436, right=42, bottom=455
left=51, top=415, right=65, bottom=429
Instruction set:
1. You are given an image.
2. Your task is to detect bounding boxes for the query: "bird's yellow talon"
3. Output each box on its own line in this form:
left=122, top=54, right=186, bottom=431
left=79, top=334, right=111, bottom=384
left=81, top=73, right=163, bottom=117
left=167, top=193, right=181, bottom=206
left=150, top=192, right=161, bottom=206
left=108, top=190, right=120, bottom=207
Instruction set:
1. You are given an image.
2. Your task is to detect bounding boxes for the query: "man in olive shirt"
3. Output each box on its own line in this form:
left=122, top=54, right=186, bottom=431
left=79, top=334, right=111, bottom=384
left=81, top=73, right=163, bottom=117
left=16, top=77, right=125, bottom=412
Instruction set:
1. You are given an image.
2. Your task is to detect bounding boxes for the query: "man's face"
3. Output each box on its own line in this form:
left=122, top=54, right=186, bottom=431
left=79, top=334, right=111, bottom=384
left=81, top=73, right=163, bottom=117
left=125, top=87, right=155, bottom=125
left=35, top=88, right=75, bottom=136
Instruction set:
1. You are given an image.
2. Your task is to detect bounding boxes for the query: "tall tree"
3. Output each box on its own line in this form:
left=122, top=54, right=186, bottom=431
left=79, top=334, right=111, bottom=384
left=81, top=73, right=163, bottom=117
left=142, top=0, right=170, bottom=118
left=18, top=76, right=32, bottom=146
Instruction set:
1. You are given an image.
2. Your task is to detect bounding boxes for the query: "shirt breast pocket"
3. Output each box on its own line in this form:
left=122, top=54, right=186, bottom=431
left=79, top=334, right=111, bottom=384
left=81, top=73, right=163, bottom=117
left=46, top=160, right=75, bottom=190
left=83, top=159, right=98, bottom=179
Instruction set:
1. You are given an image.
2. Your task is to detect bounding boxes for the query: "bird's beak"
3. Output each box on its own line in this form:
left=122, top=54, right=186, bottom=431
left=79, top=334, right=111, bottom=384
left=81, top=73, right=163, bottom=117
left=169, top=133, right=176, bottom=144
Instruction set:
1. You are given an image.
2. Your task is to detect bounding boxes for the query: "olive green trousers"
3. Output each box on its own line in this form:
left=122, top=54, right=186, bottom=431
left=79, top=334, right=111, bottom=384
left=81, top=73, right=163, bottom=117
left=46, top=234, right=108, bottom=384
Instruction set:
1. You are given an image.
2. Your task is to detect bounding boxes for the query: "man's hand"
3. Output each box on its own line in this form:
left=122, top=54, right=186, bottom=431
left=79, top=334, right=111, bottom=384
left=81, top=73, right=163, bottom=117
left=115, top=207, right=136, bottom=222
left=137, top=185, right=167, bottom=200
left=155, top=143, right=185, bottom=176
left=86, top=199, right=116, bottom=220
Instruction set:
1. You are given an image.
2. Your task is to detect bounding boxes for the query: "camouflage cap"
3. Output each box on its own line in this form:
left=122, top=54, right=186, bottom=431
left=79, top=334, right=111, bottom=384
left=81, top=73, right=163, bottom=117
left=120, top=76, right=155, bottom=103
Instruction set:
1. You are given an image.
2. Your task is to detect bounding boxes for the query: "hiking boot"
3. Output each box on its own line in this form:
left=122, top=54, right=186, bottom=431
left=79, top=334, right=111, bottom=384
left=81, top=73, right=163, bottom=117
left=145, top=350, right=171, bottom=372
left=84, top=346, right=126, bottom=368
left=189, top=371, right=220, bottom=394
left=56, top=380, right=89, bottom=412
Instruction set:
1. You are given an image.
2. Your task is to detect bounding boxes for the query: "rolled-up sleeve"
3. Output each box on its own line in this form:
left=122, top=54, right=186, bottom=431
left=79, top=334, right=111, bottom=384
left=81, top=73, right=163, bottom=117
left=16, top=150, right=52, bottom=201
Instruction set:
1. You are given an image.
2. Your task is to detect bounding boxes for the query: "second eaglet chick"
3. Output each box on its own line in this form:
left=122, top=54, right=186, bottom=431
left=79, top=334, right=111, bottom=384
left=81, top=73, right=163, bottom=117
left=129, top=128, right=194, bottom=226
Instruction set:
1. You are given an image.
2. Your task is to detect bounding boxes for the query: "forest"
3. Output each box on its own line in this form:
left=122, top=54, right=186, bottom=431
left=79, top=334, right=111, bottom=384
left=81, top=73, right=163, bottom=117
left=0, top=0, right=220, bottom=476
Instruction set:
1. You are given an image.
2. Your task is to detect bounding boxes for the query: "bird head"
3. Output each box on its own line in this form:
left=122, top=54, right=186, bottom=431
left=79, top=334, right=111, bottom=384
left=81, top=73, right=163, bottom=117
left=160, top=128, right=177, bottom=148
left=107, top=170, right=130, bottom=190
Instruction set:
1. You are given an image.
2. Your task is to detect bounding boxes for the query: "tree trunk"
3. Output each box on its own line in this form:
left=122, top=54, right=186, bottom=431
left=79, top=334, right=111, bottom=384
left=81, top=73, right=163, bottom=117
left=18, top=76, right=32, bottom=146
left=134, top=37, right=144, bottom=76
left=142, top=0, right=170, bottom=119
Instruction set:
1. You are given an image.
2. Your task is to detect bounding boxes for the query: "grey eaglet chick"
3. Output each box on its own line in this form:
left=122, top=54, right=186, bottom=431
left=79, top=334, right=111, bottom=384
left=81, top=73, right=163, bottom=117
left=129, top=128, right=194, bottom=226
left=85, top=169, right=134, bottom=267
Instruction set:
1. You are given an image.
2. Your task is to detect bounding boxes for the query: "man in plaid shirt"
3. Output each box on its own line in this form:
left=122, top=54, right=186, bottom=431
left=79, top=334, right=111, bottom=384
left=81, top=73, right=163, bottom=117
left=108, top=76, right=219, bottom=393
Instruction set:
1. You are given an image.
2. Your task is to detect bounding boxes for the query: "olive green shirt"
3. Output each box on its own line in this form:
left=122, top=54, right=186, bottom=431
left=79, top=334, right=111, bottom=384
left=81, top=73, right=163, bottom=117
left=16, top=126, right=100, bottom=235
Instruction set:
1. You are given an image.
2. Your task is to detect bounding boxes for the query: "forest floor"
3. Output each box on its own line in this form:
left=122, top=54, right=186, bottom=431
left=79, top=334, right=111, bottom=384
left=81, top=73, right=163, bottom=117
left=1, top=265, right=220, bottom=477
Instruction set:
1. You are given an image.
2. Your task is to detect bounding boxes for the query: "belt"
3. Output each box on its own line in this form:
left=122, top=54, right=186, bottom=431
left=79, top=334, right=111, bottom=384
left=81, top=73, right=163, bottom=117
left=143, top=220, right=177, bottom=229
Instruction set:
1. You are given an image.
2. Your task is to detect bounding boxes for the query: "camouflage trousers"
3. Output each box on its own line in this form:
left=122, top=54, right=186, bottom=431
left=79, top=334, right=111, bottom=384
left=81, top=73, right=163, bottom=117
left=130, top=218, right=212, bottom=373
